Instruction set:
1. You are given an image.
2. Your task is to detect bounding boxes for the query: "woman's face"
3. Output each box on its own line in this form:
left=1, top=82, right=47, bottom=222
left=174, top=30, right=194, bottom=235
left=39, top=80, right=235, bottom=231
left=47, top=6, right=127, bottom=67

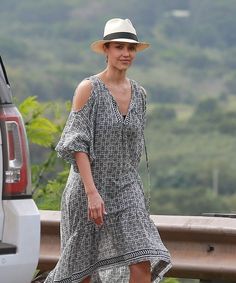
left=104, top=42, right=137, bottom=71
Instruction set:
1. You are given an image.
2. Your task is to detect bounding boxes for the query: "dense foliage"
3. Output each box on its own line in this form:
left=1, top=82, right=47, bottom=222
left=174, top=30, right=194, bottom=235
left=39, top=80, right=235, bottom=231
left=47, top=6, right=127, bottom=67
left=2, top=0, right=236, bottom=216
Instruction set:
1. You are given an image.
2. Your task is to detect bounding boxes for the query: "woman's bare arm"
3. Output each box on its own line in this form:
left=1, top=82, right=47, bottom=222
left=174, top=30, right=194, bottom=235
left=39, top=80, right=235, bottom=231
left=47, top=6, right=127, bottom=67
left=73, top=81, right=106, bottom=225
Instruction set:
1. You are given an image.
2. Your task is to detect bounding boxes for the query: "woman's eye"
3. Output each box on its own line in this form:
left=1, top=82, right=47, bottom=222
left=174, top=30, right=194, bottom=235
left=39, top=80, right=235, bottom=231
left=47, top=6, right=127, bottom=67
left=129, top=46, right=136, bottom=51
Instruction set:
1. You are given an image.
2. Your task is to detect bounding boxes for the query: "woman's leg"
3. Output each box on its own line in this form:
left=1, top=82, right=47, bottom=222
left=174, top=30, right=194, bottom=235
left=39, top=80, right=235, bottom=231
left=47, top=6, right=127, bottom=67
left=81, top=276, right=91, bottom=283
left=129, top=261, right=151, bottom=283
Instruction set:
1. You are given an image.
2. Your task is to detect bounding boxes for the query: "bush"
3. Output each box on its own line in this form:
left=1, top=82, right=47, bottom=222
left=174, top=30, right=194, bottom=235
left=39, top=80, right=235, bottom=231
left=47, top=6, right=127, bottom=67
left=195, top=98, right=220, bottom=115
left=18, top=96, right=70, bottom=209
left=147, top=106, right=177, bottom=124
left=150, top=85, right=182, bottom=104
left=225, top=72, right=236, bottom=95
left=218, top=113, right=236, bottom=135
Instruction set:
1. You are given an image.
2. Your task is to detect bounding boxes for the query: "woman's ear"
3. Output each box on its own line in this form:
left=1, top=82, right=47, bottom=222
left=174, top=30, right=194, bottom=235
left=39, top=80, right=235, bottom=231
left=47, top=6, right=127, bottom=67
left=103, top=44, right=109, bottom=63
left=103, top=44, right=107, bottom=54
left=103, top=42, right=110, bottom=52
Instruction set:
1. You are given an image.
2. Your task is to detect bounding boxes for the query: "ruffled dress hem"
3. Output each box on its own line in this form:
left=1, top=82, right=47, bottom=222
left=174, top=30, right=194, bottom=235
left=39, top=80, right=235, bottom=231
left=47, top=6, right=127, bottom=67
left=53, top=249, right=171, bottom=283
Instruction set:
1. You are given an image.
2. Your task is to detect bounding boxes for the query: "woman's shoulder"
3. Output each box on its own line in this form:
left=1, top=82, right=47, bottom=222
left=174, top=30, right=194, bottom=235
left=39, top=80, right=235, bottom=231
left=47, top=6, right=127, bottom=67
left=72, top=80, right=92, bottom=111
left=130, top=79, right=147, bottom=97
left=72, top=74, right=105, bottom=111
left=130, top=79, right=147, bottom=113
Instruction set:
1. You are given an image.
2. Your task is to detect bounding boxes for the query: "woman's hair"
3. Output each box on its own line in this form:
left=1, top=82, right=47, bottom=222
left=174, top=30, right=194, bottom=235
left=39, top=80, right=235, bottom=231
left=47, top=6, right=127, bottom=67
left=104, top=42, right=110, bottom=49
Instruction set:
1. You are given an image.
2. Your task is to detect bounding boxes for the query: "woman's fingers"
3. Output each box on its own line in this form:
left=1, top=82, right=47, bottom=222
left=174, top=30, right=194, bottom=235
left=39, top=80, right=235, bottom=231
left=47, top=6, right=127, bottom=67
left=94, top=216, right=103, bottom=226
left=91, top=207, right=99, bottom=220
left=89, top=204, right=106, bottom=225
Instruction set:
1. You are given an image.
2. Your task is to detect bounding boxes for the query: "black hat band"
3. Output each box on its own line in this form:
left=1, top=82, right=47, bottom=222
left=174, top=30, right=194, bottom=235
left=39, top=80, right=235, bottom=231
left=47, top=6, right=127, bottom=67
left=103, top=32, right=138, bottom=42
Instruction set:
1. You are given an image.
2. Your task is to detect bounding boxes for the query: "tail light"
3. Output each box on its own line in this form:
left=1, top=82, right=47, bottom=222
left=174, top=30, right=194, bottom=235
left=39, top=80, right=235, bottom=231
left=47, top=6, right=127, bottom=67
left=0, top=105, right=31, bottom=198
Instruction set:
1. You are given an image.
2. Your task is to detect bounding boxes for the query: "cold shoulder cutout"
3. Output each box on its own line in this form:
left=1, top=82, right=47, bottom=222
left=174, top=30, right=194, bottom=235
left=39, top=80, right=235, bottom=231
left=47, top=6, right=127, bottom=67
left=72, top=79, right=93, bottom=112
left=55, top=77, right=99, bottom=172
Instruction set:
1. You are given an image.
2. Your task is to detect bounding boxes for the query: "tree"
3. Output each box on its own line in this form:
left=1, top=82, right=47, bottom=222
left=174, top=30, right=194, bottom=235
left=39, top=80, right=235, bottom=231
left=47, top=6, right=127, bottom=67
left=18, top=96, right=70, bottom=209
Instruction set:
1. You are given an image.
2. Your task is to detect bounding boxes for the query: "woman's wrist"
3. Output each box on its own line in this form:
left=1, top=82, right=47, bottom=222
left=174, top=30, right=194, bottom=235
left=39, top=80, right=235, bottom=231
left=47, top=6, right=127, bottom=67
left=85, top=185, right=98, bottom=196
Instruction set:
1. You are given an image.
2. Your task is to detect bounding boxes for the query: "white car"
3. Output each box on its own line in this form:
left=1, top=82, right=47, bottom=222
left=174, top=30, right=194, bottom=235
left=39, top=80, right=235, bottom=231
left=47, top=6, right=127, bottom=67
left=0, top=56, right=40, bottom=283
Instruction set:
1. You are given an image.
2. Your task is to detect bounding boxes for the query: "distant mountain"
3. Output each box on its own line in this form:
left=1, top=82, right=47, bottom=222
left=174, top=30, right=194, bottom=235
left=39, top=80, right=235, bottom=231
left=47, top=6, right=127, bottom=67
left=0, top=0, right=236, bottom=103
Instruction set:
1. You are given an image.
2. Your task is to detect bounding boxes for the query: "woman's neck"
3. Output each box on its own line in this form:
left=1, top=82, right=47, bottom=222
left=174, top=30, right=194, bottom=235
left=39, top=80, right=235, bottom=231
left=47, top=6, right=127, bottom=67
left=99, top=68, right=127, bottom=85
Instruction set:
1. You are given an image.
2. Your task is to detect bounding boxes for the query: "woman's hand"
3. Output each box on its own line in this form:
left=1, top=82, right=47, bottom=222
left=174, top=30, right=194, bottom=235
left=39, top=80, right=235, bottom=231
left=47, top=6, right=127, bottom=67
left=87, top=190, right=107, bottom=226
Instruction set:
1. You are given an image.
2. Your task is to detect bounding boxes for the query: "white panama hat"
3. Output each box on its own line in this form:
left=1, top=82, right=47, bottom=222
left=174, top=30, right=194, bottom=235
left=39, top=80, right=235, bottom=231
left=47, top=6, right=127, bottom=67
left=90, top=18, right=150, bottom=54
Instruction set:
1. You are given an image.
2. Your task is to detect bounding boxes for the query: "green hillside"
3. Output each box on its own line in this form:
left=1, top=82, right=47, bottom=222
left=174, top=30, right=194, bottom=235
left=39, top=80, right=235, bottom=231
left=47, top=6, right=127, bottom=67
left=1, top=0, right=236, bottom=215
left=1, top=0, right=236, bottom=102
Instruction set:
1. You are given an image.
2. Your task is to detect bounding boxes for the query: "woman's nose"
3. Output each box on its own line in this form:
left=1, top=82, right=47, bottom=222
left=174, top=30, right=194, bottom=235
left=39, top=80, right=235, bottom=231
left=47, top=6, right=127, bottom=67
left=122, top=47, right=130, bottom=56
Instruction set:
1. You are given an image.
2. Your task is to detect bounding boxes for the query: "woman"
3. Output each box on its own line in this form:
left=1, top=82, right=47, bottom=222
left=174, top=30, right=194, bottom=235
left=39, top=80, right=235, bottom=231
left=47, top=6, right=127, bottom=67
left=45, top=18, right=171, bottom=283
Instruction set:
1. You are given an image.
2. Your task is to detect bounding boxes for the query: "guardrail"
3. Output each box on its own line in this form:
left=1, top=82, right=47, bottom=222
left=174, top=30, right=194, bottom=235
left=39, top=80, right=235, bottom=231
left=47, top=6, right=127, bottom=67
left=38, top=211, right=236, bottom=282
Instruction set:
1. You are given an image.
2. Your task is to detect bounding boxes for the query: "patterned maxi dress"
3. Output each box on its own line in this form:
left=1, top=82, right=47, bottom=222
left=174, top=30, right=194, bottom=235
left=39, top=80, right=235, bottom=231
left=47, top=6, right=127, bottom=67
left=44, top=75, right=171, bottom=283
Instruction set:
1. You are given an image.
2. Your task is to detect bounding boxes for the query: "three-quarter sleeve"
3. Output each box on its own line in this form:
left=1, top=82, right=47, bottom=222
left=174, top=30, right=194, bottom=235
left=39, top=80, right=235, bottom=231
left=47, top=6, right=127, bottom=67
left=55, top=105, right=95, bottom=173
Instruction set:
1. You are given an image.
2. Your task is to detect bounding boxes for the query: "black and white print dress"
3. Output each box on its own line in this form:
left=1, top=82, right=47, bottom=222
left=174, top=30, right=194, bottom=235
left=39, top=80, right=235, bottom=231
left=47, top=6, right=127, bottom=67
left=44, top=75, right=171, bottom=283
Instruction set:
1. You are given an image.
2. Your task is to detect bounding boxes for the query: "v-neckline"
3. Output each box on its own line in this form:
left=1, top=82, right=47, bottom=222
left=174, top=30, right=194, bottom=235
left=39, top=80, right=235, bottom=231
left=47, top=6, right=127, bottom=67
left=96, top=76, right=134, bottom=121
